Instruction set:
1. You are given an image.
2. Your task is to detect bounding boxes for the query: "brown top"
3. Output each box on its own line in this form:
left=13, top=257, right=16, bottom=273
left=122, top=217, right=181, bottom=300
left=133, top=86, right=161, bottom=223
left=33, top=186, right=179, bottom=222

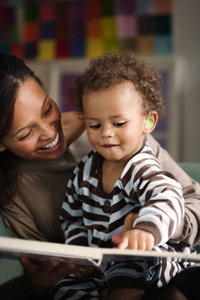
left=1, top=132, right=200, bottom=246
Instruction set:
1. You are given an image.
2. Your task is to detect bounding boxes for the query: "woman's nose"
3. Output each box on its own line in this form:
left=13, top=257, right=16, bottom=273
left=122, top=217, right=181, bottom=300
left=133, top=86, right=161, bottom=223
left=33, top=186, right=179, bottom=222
left=39, top=123, right=55, bottom=140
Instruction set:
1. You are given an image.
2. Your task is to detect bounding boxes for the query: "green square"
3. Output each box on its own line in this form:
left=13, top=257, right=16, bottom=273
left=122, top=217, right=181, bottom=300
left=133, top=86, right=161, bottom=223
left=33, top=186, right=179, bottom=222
left=9, top=26, right=19, bottom=42
left=23, top=4, right=38, bottom=22
left=103, top=37, right=119, bottom=52
left=100, top=0, right=114, bottom=16
left=118, top=38, right=137, bottom=53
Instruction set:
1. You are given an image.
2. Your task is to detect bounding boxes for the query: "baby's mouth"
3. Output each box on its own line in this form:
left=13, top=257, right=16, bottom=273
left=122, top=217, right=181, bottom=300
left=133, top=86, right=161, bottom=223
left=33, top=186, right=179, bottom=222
left=40, top=132, right=59, bottom=149
left=102, top=144, right=117, bottom=147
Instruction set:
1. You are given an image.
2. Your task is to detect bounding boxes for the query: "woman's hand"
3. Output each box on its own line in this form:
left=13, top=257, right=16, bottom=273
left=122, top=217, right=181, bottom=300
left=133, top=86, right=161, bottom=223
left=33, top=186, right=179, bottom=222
left=20, top=256, right=94, bottom=293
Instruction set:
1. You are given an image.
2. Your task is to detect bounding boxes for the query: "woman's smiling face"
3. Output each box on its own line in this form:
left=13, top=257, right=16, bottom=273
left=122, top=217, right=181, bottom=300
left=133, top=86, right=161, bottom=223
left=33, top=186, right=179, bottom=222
left=0, top=79, right=67, bottom=160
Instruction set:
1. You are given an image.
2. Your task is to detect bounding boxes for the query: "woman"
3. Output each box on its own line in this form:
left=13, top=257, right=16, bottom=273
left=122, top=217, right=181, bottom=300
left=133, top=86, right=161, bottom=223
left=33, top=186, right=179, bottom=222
left=0, top=52, right=200, bottom=299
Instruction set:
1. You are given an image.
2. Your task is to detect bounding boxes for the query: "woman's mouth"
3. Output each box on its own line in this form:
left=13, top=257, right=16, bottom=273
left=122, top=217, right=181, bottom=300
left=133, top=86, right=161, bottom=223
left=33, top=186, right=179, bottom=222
left=40, top=132, right=60, bottom=150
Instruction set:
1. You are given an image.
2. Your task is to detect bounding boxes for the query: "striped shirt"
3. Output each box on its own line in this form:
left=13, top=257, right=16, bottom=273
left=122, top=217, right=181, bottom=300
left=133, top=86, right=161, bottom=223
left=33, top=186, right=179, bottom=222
left=61, top=141, right=184, bottom=251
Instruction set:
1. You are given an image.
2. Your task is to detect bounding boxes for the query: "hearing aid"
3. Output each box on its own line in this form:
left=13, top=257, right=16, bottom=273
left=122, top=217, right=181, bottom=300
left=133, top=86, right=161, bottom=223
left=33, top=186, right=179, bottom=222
left=145, top=109, right=154, bottom=129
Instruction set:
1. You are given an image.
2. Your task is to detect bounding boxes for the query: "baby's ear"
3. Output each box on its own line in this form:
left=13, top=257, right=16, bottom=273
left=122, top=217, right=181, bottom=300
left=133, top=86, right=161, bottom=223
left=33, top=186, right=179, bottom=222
left=0, top=143, right=6, bottom=151
left=143, top=110, right=158, bottom=134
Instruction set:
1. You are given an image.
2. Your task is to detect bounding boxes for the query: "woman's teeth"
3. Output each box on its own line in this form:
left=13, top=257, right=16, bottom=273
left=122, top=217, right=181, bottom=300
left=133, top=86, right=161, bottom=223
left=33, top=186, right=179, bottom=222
left=41, top=133, right=59, bottom=149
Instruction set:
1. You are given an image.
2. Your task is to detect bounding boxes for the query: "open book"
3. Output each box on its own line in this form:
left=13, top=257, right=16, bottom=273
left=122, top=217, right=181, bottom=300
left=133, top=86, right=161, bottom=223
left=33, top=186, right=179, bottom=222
left=1, top=237, right=200, bottom=273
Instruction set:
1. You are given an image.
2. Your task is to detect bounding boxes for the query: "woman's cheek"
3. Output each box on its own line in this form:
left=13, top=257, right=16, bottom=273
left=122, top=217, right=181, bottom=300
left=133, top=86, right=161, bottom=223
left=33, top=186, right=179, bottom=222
left=21, top=139, right=38, bottom=155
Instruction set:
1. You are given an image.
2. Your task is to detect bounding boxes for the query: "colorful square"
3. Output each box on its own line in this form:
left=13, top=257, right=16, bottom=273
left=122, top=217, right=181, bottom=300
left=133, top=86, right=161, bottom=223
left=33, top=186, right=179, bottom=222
left=40, top=22, right=55, bottom=39
left=23, top=3, right=39, bottom=22
left=136, top=35, right=155, bottom=55
left=87, top=19, right=102, bottom=38
left=38, top=39, right=56, bottom=60
left=0, top=8, right=8, bottom=26
left=135, top=0, right=154, bottom=15
left=55, top=2, right=68, bottom=21
left=155, top=35, right=173, bottom=55
left=56, top=39, right=69, bottom=59
left=116, top=15, right=137, bottom=38
left=155, top=15, right=171, bottom=34
left=69, top=19, right=86, bottom=39
left=118, top=38, right=137, bottom=53
left=138, top=15, right=155, bottom=35
left=68, top=0, right=86, bottom=20
left=101, top=17, right=116, bottom=38
left=155, top=0, right=173, bottom=14
left=9, top=25, right=20, bottom=42
left=86, top=38, right=104, bottom=58
left=69, top=39, right=85, bottom=57
left=23, top=42, right=38, bottom=59
left=0, top=43, right=10, bottom=54
left=85, top=0, right=101, bottom=20
left=10, top=42, right=23, bottom=58
left=0, top=26, right=8, bottom=42
left=100, top=0, right=115, bottom=16
left=39, top=2, right=55, bottom=22
left=115, top=0, right=136, bottom=15
left=103, top=37, right=119, bottom=52
left=23, top=22, right=39, bottom=42
left=55, top=20, right=69, bottom=40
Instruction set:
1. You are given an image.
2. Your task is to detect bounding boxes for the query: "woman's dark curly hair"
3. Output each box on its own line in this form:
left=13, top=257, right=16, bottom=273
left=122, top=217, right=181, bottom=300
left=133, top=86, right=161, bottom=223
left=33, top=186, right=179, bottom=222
left=0, top=52, right=43, bottom=207
left=75, top=50, right=165, bottom=118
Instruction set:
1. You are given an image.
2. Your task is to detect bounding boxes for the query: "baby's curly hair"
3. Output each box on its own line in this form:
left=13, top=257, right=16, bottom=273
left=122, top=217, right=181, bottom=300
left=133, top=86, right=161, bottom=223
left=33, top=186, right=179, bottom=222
left=75, top=50, right=165, bottom=118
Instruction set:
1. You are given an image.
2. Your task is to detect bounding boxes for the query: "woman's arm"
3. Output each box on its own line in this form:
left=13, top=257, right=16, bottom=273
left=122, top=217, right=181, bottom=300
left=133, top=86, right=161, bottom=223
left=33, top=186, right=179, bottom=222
left=146, top=134, right=200, bottom=246
left=61, top=111, right=85, bottom=146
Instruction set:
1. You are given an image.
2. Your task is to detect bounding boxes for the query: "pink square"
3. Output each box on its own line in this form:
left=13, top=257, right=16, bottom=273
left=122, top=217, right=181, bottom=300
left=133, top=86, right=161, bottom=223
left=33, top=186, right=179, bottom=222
left=39, top=2, right=55, bottom=22
left=116, top=15, right=138, bottom=38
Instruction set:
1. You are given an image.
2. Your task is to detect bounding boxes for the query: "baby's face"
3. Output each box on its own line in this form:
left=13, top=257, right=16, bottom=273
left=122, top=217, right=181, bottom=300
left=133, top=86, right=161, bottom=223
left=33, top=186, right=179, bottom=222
left=82, top=81, right=147, bottom=164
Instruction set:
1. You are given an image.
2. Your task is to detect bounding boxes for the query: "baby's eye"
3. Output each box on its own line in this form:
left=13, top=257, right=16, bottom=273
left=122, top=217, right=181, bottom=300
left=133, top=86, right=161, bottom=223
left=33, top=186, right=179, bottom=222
left=89, top=124, right=101, bottom=130
left=113, top=122, right=126, bottom=127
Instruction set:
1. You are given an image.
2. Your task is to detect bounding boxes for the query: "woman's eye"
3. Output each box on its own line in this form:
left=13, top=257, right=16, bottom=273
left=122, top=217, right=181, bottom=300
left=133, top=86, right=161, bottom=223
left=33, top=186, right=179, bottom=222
left=114, top=122, right=126, bottom=127
left=44, top=104, right=52, bottom=116
left=19, top=130, right=32, bottom=141
left=90, top=124, right=101, bottom=129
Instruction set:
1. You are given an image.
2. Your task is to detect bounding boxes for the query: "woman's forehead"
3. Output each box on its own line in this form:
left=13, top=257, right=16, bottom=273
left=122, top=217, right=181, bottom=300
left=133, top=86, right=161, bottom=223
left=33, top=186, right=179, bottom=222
left=9, top=81, right=47, bottom=129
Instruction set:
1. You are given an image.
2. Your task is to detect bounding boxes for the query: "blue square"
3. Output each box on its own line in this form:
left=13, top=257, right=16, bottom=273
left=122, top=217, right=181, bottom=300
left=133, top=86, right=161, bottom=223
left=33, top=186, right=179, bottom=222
left=70, top=39, right=85, bottom=57
left=69, top=19, right=86, bottom=39
left=40, top=22, right=55, bottom=39
left=0, top=43, right=10, bottom=54
left=155, top=35, right=173, bottom=55
left=135, top=0, right=154, bottom=15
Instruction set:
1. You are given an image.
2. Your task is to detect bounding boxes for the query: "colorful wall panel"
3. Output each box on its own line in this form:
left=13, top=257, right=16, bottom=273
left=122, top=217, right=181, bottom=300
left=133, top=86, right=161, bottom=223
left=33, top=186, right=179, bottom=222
left=0, top=0, right=173, bottom=60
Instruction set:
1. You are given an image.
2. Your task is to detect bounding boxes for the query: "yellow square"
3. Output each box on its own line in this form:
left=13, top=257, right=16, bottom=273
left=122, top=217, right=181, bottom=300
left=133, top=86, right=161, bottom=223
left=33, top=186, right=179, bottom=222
left=37, top=40, right=56, bottom=61
left=86, top=38, right=104, bottom=58
left=101, top=17, right=116, bottom=38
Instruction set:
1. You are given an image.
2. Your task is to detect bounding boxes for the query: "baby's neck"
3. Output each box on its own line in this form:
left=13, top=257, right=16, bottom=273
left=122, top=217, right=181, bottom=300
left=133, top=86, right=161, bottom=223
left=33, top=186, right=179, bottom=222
left=101, top=160, right=126, bottom=194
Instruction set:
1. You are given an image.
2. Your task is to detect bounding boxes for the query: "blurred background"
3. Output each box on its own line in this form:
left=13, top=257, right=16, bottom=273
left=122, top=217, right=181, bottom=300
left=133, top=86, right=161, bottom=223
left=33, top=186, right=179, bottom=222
left=0, top=0, right=199, bottom=162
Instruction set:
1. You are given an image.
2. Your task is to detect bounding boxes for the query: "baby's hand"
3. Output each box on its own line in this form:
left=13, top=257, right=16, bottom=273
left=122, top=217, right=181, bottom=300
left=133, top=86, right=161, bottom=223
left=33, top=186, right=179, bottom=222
left=116, top=229, right=155, bottom=250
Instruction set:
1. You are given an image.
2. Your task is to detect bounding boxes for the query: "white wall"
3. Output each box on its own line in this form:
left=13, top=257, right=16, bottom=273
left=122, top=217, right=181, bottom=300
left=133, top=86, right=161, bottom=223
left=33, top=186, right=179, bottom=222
left=174, top=0, right=200, bottom=162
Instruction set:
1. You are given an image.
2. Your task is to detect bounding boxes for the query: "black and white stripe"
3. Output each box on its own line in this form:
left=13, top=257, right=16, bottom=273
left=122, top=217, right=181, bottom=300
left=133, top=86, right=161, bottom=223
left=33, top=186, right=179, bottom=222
left=55, top=141, right=190, bottom=299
